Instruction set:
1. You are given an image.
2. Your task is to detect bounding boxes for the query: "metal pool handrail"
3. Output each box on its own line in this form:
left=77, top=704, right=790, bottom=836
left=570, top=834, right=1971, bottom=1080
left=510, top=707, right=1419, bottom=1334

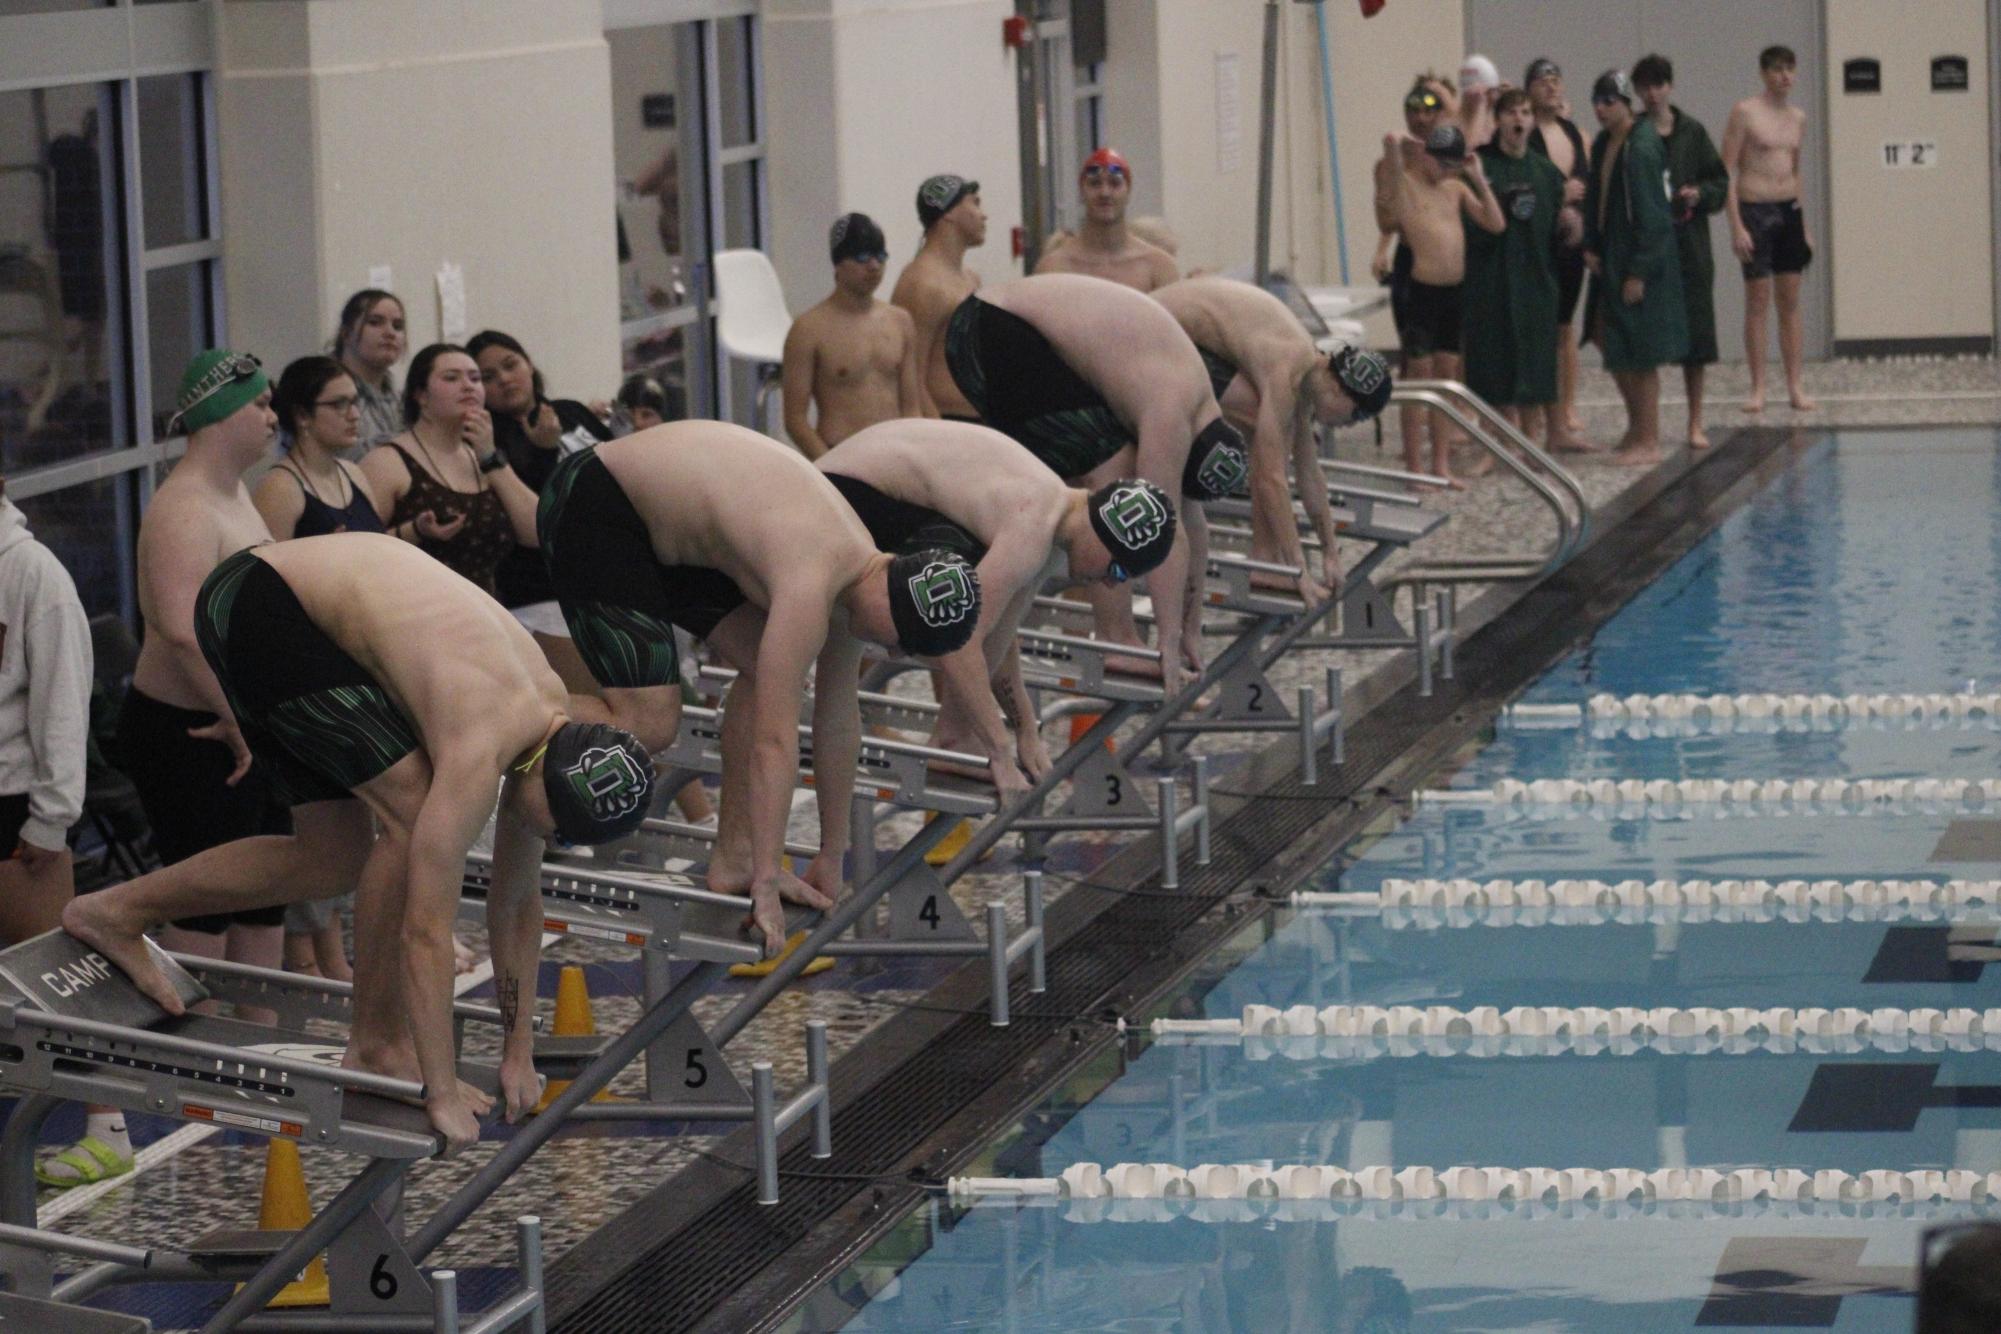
left=1386, top=379, right=1589, bottom=583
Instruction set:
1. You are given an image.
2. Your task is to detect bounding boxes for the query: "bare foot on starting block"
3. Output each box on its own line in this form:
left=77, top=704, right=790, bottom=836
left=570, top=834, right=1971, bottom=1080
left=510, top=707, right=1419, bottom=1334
left=61, top=894, right=185, bottom=1017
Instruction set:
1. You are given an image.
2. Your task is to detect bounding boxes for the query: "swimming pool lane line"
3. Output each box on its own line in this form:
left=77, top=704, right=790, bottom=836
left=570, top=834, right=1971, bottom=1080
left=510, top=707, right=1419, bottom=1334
left=1508, top=690, right=2001, bottom=732
left=948, top=1161, right=2001, bottom=1217
left=1417, top=775, right=2001, bottom=816
left=1293, top=877, right=2001, bottom=925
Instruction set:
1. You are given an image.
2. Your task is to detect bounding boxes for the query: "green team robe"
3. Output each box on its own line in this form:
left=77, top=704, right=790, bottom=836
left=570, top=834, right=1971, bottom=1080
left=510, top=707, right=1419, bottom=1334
left=1462, top=145, right=1563, bottom=406
left=1658, top=105, right=1730, bottom=365
left=1583, top=117, right=1688, bottom=373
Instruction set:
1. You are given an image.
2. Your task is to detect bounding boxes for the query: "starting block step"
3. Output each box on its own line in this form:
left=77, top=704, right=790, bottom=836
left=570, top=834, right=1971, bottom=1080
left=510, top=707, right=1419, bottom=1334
left=0, top=1291, right=149, bottom=1332
left=533, top=1032, right=616, bottom=1079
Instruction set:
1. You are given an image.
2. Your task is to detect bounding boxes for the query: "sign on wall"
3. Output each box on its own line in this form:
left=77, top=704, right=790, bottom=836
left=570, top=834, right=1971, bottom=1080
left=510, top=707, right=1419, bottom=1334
left=1842, top=57, right=1881, bottom=94
left=1931, top=55, right=1969, bottom=92
left=1881, top=140, right=1939, bottom=168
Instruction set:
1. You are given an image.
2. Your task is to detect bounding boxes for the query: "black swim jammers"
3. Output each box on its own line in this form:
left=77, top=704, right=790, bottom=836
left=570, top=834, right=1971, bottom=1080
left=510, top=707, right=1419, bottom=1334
left=1196, top=345, right=1241, bottom=403
left=943, top=295, right=1134, bottom=482
left=194, top=549, right=420, bottom=804
left=537, top=446, right=746, bottom=690
left=1739, top=199, right=1812, bottom=280
left=823, top=472, right=987, bottom=566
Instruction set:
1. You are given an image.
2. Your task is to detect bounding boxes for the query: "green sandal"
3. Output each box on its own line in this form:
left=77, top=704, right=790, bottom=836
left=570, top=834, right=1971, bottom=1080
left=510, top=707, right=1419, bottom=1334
left=35, top=1134, right=134, bottom=1189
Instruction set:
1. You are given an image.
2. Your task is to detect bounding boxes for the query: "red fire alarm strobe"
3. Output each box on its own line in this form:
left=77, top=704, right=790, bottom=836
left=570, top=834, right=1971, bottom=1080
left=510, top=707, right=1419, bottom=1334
left=1011, top=225, right=1025, bottom=259
left=1003, top=14, right=1031, bottom=48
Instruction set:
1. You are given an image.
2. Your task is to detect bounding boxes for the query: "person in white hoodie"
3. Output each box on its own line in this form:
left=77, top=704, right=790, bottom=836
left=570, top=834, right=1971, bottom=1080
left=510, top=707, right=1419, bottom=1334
left=0, top=479, right=92, bottom=948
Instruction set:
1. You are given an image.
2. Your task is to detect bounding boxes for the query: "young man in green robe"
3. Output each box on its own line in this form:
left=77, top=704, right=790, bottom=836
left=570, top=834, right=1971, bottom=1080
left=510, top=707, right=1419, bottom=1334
left=1583, top=69, right=1688, bottom=466
left=1463, top=89, right=1569, bottom=450
left=1633, top=54, right=1730, bottom=449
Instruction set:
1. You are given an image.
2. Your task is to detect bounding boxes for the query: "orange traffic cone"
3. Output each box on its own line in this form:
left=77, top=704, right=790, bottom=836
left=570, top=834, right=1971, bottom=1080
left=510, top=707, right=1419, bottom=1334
left=1069, top=713, right=1117, bottom=751
left=535, top=966, right=618, bottom=1111
left=255, top=1139, right=329, bottom=1307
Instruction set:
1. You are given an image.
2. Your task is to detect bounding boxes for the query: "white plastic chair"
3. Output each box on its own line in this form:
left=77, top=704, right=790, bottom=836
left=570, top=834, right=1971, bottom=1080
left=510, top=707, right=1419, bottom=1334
left=712, top=248, right=791, bottom=432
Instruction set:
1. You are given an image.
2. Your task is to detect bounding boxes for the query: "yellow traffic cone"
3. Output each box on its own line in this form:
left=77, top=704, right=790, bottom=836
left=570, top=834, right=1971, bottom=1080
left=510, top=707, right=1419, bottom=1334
left=255, top=1138, right=329, bottom=1308
left=728, top=929, right=836, bottom=979
left=536, top=966, right=618, bottom=1111
left=924, top=815, right=974, bottom=867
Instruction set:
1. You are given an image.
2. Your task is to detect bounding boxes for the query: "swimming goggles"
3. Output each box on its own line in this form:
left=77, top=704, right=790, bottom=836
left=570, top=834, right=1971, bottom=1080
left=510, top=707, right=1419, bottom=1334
left=1082, top=164, right=1128, bottom=182
left=1104, top=561, right=1132, bottom=586
left=1405, top=91, right=1442, bottom=112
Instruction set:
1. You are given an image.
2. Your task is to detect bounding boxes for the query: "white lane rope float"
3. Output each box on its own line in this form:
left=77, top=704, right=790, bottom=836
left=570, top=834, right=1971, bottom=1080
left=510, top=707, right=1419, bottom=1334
left=1291, top=877, right=2001, bottom=925
left=1414, top=776, right=2001, bottom=817
left=947, top=1162, right=2001, bottom=1221
left=1142, top=1003, right=2001, bottom=1058
left=1506, top=691, right=2001, bottom=729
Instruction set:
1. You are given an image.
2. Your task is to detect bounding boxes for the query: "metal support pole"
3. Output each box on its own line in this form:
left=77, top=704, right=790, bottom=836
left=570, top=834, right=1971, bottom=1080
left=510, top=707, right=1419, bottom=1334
left=517, top=1215, right=546, bottom=1334
left=1253, top=0, right=1281, bottom=285
left=1157, top=776, right=1180, bottom=890
left=1414, top=598, right=1434, bottom=698
left=433, top=1270, right=461, bottom=1334
left=202, top=1157, right=409, bottom=1332
left=753, top=1061, right=779, bottom=1205
left=987, top=901, right=1011, bottom=1027
left=1191, top=756, right=1211, bottom=866
left=1298, top=684, right=1318, bottom=786
left=1439, top=589, right=1457, bottom=680
left=807, top=1022, right=832, bottom=1159
left=1025, top=872, right=1047, bottom=993
left=1328, top=667, right=1345, bottom=764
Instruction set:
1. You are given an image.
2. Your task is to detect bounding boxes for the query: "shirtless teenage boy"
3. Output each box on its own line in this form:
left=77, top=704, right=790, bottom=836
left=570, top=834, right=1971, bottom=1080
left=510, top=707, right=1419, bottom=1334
left=537, top=427, right=980, bottom=951
left=1527, top=57, right=1595, bottom=449
left=781, top=213, right=922, bottom=458
left=1379, top=125, right=1506, bottom=483
left=820, top=420, right=1176, bottom=800
left=1151, top=276, right=1392, bottom=603
left=1723, top=44, right=1815, bottom=413
left=66, top=532, right=655, bottom=1151
left=891, top=174, right=987, bottom=420
left=944, top=273, right=1249, bottom=694
left=1033, top=149, right=1179, bottom=293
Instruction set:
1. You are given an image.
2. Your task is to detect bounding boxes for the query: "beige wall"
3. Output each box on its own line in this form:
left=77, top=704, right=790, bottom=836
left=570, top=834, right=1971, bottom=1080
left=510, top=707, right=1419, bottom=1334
left=1826, top=0, right=1992, bottom=343
left=765, top=0, right=1022, bottom=318
left=218, top=0, right=622, bottom=401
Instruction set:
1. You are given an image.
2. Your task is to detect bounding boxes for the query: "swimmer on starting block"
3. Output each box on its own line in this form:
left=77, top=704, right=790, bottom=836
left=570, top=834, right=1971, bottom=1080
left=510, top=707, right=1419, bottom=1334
left=943, top=272, right=1249, bottom=694
left=64, top=533, right=654, bottom=1151
left=1152, top=275, right=1393, bottom=603
left=819, top=418, right=1177, bottom=799
left=536, top=426, right=981, bottom=951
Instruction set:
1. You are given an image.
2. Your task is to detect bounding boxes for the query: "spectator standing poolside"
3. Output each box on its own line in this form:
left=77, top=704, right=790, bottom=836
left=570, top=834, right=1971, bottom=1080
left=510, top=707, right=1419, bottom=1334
left=1723, top=44, right=1815, bottom=414
left=1633, top=54, right=1730, bottom=448
left=892, top=174, right=988, bottom=421
left=781, top=214, right=922, bottom=459
left=1378, top=124, right=1504, bottom=485
left=331, top=289, right=408, bottom=452
left=360, top=343, right=539, bottom=598
left=1583, top=71, right=1688, bottom=466
left=1464, top=90, right=1568, bottom=449
left=467, top=330, right=614, bottom=608
left=1525, top=58, right=1595, bottom=452
left=0, top=472, right=90, bottom=949
left=1033, top=149, right=1178, bottom=292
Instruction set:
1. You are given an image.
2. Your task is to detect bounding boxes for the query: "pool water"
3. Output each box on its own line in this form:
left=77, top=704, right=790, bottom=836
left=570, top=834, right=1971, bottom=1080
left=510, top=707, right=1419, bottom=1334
left=806, top=430, right=2001, bottom=1333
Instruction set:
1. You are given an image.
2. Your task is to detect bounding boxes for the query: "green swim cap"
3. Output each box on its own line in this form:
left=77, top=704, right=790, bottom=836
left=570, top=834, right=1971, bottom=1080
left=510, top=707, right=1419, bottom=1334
left=169, top=349, right=268, bottom=434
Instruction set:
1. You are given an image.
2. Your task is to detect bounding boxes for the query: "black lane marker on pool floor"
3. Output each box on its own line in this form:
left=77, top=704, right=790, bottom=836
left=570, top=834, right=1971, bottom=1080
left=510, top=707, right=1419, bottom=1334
left=1790, top=1062, right=2001, bottom=1132
left=1862, top=926, right=1989, bottom=983
left=1696, top=1236, right=1908, bottom=1327
left=545, top=426, right=1819, bottom=1334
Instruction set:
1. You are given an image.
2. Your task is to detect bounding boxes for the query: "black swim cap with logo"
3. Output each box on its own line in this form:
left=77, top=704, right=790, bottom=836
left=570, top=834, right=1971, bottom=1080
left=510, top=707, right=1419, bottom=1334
left=541, top=722, right=654, bottom=846
left=1086, top=478, right=1177, bottom=579
left=1330, top=346, right=1393, bottom=423
left=917, top=174, right=979, bottom=229
left=886, top=548, right=981, bottom=657
left=1182, top=419, right=1250, bottom=500
left=830, top=212, right=887, bottom=264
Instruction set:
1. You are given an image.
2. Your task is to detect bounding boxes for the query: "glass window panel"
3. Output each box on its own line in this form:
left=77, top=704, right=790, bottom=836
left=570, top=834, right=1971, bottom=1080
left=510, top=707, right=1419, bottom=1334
left=722, top=160, right=758, bottom=251
left=137, top=73, right=207, bottom=249
left=717, top=17, right=756, bottom=149
left=146, top=260, right=213, bottom=439
left=14, top=474, right=136, bottom=619
left=608, top=23, right=696, bottom=418
left=0, top=83, right=122, bottom=474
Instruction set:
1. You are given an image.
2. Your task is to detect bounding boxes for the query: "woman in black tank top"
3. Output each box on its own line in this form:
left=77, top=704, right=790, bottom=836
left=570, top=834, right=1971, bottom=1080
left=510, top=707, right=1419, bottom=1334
left=256, top=356, right=389, bottom=539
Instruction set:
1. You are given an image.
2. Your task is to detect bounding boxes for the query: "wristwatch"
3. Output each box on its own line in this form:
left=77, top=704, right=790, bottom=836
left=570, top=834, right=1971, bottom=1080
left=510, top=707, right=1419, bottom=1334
left=478, top=450, right=509, bottom=473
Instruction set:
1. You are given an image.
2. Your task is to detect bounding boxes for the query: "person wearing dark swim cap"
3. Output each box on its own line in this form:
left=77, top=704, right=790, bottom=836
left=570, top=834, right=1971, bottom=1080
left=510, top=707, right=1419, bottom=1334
left=62, top=532, right=652, bottom=1156
left=893, top=174, right=988, bottom=421
left=780, top=211, right=921, bottom=459
left=535, top=425, right=982, bottom=953
left=941, top=272, right=1249, bottom=694
left=1033, top=146, right=1179, bottom=291
left=820, top=417, right=1176, bottom=801
left=1153, top=275, right=1395, bottom=604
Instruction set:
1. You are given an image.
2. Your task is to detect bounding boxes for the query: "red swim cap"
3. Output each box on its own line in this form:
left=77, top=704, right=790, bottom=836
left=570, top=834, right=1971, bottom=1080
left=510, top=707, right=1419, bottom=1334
left=1081, top=147, right=1132, bottom=180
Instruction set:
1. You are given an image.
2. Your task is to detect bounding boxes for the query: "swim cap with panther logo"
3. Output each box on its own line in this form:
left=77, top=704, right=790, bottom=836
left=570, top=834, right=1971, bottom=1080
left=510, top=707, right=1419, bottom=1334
left=917, top=174, right=979, bottom=228
left=1331, top=345, right=1393, bottom=423
left=886, top=548, right=981, bottom=657
left=542, top=722, right=654, bottom=846
left=1086, top=478, right=1177, bottom=579
left=1181, top=419, right=1250, bottom=500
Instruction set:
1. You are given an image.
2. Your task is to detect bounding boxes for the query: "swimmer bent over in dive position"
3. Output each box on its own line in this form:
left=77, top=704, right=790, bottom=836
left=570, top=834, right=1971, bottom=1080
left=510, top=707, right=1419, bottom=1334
left=65, top=533, right=654, bottom=1151
left=537, top=425, right=980, bottom=952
